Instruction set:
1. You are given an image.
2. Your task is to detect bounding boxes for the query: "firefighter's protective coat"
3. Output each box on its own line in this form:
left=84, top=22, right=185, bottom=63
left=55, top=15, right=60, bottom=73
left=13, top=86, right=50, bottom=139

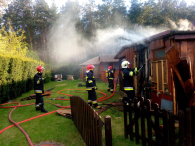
left=122, top=67, right=139, bottom=91
left=86, top=70, right=96, bottom=90
left=34, top=72, right=44, bottom=93
left=108, top=69, right=115, bottom=92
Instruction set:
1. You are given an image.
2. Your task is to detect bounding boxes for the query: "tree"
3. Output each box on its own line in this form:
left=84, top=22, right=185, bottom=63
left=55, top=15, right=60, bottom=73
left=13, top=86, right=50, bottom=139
left=128, top=0, right=142, bottom=24
left=111, top=0, right=127, bottom=26
left=137, top=0, right=164, bottom=27
left=0, top=20, right=27, bottom=57
left=95, top=3, right=113, bottom=29
left=3, top=0, right=34, bottom=50
left=0, top=0, right=10, bottom=17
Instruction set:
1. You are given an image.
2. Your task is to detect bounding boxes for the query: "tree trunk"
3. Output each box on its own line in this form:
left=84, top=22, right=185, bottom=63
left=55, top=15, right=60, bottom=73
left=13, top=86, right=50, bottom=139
left=91, top=14, right=95, bottom=55
left=80, top=22, right=86, bottom=60
left=28, top=25, right=33, bottom=51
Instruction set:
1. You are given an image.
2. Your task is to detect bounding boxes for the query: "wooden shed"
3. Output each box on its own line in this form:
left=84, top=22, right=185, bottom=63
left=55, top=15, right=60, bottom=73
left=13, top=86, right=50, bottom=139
left=80, top=54, right=119, bottom=82
left=114, top=30, right=195, bottom=113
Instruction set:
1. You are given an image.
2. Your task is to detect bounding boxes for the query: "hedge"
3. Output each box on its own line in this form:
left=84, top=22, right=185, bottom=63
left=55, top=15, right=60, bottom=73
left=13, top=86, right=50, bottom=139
left=0, top=54, right=52, bottom=104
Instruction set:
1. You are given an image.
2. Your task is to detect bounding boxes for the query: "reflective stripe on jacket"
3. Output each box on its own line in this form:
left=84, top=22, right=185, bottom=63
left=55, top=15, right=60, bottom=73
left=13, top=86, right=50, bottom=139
left=108, top=69, right=115, bottom=80
left=122, top=67, right=139, bottom=90
left=124, top=87, right=134, bottom=91
left=34, top=72, right=44, bottom=94
left=86, top=70, right=96, bottom=90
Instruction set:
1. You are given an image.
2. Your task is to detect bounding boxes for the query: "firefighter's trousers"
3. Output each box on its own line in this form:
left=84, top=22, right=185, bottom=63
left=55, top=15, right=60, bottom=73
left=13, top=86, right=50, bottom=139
left=108, top=79, right=114, bottom=92
left=125, top=90, right=135, bottom=101
left=35, top=93, right=44, bottom=105
left=88, top=88, right=97, bottom=102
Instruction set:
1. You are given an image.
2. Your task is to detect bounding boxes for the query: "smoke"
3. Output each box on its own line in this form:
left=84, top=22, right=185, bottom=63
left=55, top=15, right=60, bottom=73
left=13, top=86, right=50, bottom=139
left=94, top=26, right=166, bottom=54
left=48, top=4, right=194, bottom=64
left=48, top=13, right=168, bottom=63
left=169, top=19, right=195, bottom=30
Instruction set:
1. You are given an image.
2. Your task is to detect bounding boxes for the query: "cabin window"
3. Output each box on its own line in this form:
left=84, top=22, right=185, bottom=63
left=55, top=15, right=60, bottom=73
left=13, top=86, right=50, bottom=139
left=103, top=63, right=109, bottom=71
left=151, top=49, right=168, bottom=93
left=155, top=50, right=165, bottom=58
left=113, top=62, right=119, bottom=69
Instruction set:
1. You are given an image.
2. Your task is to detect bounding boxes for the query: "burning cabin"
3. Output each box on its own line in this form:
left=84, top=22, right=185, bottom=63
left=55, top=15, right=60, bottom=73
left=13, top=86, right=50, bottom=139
left=80, top=54, right=119, bottom=82
left=114, top=30, right=195, bottom=113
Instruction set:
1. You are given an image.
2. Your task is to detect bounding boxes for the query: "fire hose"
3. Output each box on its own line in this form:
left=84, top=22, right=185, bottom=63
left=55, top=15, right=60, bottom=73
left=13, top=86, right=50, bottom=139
left=0, top=80, right=116, bottom=146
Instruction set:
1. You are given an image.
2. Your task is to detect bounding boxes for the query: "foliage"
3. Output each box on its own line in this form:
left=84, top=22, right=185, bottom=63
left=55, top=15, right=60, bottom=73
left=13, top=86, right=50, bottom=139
left=25, top=50, right=40, bottom=61
left=1, top=0, right=195, bottom=64
left=0, top=0, right=9, bottom=17
left=0, top=54, right=51, bottom=103
left=0, top=21, right=28, bottom=57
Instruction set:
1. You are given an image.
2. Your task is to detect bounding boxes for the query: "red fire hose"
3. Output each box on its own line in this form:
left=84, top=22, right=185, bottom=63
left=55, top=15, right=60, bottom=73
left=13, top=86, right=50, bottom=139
left=0, top=80, right=116, bottom=146
left=97, top=80, right=115, bottom=102
left=8, top=102, right=34, bottom=146
left=57, top=80, right=115, bottom=102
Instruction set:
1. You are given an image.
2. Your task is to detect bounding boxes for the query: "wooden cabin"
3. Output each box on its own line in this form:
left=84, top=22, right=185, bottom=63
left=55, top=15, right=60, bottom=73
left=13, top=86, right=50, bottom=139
left=114, top=30, right=195, bottom=113
left=80, top=54, right=119, bottom=82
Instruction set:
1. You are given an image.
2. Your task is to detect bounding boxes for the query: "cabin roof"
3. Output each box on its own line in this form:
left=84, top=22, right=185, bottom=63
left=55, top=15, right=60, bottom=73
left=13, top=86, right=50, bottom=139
left=114, top=30, right=195, bottom=59
left=79, top=56, right=100, bottom=66
left=80, top=54, right=119, bottom=66
left=99, top=54, right=119, bottom=63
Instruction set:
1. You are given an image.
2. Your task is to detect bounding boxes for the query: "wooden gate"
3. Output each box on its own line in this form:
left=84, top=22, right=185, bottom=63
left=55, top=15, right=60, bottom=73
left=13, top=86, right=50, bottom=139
left=70, top=96, right=112, bottom=146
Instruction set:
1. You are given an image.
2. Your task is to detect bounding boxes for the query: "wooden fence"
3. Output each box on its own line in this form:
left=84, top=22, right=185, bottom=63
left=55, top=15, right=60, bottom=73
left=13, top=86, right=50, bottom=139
left=124, top=97, right=195, bottom=146
left=70, top=96, right=112, bottom=146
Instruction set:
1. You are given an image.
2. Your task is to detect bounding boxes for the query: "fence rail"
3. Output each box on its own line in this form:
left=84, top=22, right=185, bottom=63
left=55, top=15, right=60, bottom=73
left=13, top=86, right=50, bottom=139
left=70, top=96, right=112, bottom=146
left=124, top=97, right=195, bottom=146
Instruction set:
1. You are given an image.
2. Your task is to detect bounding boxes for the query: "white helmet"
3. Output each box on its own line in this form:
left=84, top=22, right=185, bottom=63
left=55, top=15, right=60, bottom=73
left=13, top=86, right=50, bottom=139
left=121, top=61, right=130, bottom=68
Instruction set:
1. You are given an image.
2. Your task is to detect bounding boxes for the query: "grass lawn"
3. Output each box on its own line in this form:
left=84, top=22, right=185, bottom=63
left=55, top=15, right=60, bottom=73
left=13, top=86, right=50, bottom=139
left=0, top=79, right=142, bottom=146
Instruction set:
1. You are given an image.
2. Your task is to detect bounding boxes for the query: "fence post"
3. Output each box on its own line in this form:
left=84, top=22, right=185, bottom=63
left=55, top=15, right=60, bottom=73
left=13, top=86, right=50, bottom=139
left=134, top=97, right=139, bottom=144
left=169, top=111, right=175, bottom=146
left=140, top=97, right=146, bottom=146
left=104, top=115, right=112, bottom=146
left=186, top=108, right=192, bottom=146
left=98, top=116, right=103, bottom=146
left=154, top=103, right=159, bottom=145
left=179, top=110, right=185, bottom=146
left=94, top=111, right=98, bottom=146
left=123, top=101, right=128, bottom=139
left=191, top=107, right=195, bottom=146
left=128, top=99, right=134, bottom=141
left=86, top=102, right=90, bottom=146
left=146, top=99, right=152, bottom=146
left=162, top=109, right=169, bottom=146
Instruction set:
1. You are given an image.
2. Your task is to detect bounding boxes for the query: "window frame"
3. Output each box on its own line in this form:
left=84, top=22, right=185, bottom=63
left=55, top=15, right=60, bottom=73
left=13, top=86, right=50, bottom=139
left=151, top=48, right=168, bottom=93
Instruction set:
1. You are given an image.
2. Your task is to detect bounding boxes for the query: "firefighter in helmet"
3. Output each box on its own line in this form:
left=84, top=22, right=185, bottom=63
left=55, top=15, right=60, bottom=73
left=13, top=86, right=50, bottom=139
left=107, top=66, right=115, bottom=93
left=121, top=61, right=145, bottom=105
left=86, top=64, right=101, bottom=109
left=106, top=69, right=109, bottom=91
left=34, top=66, right=48, bottom=113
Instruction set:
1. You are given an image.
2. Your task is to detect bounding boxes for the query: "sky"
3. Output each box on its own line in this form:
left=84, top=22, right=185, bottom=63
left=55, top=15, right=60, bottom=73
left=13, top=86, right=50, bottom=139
left=45, top=0, right=194, bottom=8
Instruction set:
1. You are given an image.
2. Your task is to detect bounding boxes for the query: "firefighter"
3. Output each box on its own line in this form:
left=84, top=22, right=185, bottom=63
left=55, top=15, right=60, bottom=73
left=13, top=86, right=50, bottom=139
left=121, top=61, right=145, bottom=105
left=106, top=69, right=110, bottom=91
left=86, top=64, right=101, bottom=109
left=108, top=66, right=115, bottom=93
left=34, top=66, right=48, bottom=113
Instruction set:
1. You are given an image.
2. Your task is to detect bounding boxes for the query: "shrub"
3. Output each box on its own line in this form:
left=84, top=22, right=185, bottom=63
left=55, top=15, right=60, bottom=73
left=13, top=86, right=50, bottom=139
left=0, top=54, right=52, bottom=103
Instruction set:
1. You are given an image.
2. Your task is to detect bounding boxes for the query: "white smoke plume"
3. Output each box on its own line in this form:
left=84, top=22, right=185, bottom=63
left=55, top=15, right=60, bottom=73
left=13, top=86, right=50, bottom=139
left=48, top=7, right=194, bottom=63
left=48, top=15, right=168, bottom=63
left=94, top=26, right=167, bottom=54
left=169, top=19, right=195, bottom=30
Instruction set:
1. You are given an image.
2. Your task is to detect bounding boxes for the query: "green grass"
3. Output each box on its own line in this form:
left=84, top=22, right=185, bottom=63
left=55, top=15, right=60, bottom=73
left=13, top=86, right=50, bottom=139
left=0, top=79, right=142, bottom=146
